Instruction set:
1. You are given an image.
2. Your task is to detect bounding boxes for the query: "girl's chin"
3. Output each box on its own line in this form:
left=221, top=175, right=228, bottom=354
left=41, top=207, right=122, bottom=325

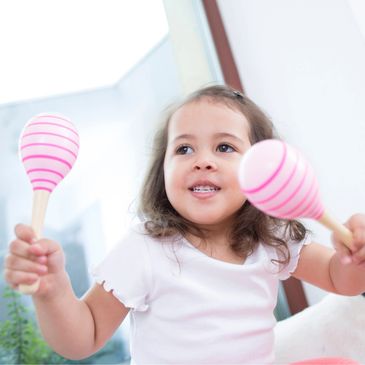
left=185, top=215, right=234, bottom=228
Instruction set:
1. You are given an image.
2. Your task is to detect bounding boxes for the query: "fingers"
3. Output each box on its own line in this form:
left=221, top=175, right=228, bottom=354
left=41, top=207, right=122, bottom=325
left=352, top=227, right=365, bottom=251
left=4, top=254, right=48, bottom=275
left=350, top=244, right=365, bottom=267
left=14, top=224, right=37, bottom=243
left=8, top=239, right=46, bottom=264
left=4, top=252, right=48, bottom=288
left=332, top=214, right=365, bottom=267
left=341, top=214, right=365, bottom=265
left=344, top=213, right=365, bottom=230
left=4, top=224, right=62, bottom=288
left=332, top=214, right=365, bottom=263
left=10, top=235, right=60, bottom=258
left=343, top=214, right=365, bottom=250
left=28, top=238, right=61, bottom=256
left=9, top=238, right=32, bottom=258
left=3, top=269, right=40, bottom=287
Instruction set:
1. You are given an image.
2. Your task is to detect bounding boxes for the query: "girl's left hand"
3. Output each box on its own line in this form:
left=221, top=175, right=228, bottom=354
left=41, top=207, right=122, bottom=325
left=332, top=213, right=365, bottom=267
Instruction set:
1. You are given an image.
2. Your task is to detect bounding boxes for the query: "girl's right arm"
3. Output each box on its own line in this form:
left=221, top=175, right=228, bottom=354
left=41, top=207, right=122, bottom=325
left=3, top=224, right=129, bottom=360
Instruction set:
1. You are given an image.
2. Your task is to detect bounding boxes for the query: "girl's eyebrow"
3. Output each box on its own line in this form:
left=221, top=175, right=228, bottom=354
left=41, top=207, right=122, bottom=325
left=214, top=132, right=245, bottom=143
left=172, top=134, right=195, bottom=143
left=172, top=132, right=244, bottom=144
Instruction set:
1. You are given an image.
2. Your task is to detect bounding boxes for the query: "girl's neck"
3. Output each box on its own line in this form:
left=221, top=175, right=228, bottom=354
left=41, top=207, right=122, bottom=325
left=191, top=217, right=233, bottom=246
left=184, top=226, right=245, bottom=265
left=185, top=231, right=228, bottom=248
left=185, top=220, right=232, bottom=248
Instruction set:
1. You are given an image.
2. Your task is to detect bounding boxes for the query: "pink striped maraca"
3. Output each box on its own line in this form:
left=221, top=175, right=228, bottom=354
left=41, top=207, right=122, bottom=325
left=238, top=139, right=353, bottom=249
left=18, top=113, right=79, bottom=294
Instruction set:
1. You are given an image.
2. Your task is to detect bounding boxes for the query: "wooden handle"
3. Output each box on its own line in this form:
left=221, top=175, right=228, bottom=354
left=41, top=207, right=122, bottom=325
left=18, top=190, right=50, bottom=295
left=318, top=211, right=354, bottom=250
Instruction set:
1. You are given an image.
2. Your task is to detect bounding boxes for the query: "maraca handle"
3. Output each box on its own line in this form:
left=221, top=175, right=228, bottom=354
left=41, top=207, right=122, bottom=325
left=18, top=190, right=50, bottom=295
left=318, top=211, right=354, bottom=251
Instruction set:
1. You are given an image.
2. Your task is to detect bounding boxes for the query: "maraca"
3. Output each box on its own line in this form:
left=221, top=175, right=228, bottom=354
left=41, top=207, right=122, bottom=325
left=238, top=139, right=354, bottom=250
left=19, top=113, right=79, bottom=294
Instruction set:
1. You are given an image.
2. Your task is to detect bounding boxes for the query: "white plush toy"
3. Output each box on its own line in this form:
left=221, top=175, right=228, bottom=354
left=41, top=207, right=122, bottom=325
left=274, top=293, right=365, bottom=363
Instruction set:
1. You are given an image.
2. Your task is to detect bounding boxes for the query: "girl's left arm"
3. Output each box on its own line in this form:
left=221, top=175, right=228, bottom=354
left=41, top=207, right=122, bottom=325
left=292, top=213, right=365, bottom=296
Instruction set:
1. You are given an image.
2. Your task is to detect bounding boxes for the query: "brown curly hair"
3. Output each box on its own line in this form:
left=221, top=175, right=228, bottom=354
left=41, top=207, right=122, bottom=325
left=138, top=84, right=309, bottom=267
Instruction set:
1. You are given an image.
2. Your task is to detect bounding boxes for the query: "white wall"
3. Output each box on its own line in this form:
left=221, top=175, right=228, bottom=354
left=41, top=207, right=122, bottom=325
left=218, top=0, right=365, bottom=304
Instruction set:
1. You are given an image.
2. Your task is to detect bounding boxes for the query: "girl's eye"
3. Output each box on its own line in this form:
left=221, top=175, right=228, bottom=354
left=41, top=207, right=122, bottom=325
left=176, top=145, right=193, bottom=155
left=217, top=143, right=235, bottom=153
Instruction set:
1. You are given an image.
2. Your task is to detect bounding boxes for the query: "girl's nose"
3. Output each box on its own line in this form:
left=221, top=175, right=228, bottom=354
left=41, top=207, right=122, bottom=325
left=193, top=160, right=218, bottom=171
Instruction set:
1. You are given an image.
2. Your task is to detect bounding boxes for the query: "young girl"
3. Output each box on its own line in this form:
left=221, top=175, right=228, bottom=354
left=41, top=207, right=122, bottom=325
left=4, top=85, right=365, bottom=364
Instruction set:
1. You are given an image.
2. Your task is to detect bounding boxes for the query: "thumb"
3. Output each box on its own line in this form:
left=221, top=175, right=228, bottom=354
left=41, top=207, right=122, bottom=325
left=28, top=238, right=62, bottom=257
left=28, top=238, right=65, bottom=274
left=331, top=232, right=353, bottom=264
left=343, top=213, right=365, bottom=251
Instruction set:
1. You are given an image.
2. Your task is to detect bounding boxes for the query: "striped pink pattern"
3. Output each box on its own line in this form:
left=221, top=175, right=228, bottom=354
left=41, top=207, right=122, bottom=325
left=238, top=139, right=324, bottom=220
left=19, top=114, right=79, bottom=192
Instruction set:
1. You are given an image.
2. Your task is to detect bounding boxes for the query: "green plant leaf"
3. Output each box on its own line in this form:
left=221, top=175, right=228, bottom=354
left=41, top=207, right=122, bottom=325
left=0, top=286, right=66, bottom=364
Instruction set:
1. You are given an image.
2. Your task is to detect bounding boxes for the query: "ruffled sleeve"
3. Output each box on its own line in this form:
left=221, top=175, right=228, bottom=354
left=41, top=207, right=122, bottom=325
left=90, top=224, right=153, bottom=311
left=277, top=231, right=312, bottom=281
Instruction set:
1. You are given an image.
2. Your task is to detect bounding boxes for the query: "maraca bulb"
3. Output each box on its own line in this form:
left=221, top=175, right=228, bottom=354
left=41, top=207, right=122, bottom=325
left=19, top=114, right=79, bottom=192
left=238, top=139, right=324, bottom=220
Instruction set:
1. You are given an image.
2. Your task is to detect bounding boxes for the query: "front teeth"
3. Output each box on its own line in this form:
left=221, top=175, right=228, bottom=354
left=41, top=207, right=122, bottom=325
left=193, top=186, right=218, bottom=192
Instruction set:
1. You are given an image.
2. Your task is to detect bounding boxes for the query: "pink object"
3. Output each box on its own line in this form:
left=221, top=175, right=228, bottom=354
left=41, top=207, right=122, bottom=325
left=238, top=139, right=354, bottom=249
left=19, top=113, right=79, bottom=192
left=238, top=139, right=324, bottom=220
left=290, top=357, right=360, bottom=365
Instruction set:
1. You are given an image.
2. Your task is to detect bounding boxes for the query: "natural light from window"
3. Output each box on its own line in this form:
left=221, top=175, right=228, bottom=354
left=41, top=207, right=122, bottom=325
left=0, top=0, right=168, bottom=105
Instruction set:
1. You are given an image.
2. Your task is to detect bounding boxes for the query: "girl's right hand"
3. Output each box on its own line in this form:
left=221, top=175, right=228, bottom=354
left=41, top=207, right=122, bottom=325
left=3, top=224, right=67, bottom=298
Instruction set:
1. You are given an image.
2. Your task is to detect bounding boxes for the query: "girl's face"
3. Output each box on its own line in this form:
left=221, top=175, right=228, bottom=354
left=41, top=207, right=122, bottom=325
left=164, top=100, right=251, bottom=230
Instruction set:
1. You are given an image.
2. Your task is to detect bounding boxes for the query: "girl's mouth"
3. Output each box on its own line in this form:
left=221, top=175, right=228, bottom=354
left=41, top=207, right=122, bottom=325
left=190, top=185, right=220, bottom=193
left=188, top=184, right=221, bottom=199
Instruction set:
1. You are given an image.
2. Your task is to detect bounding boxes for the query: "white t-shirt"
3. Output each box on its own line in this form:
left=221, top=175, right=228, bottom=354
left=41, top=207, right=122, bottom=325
left=91, top=223, right=310, bottom=365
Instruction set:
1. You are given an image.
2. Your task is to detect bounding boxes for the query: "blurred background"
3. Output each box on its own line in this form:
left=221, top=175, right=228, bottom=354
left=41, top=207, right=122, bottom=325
left=0, top=0, right=365, bottom=363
